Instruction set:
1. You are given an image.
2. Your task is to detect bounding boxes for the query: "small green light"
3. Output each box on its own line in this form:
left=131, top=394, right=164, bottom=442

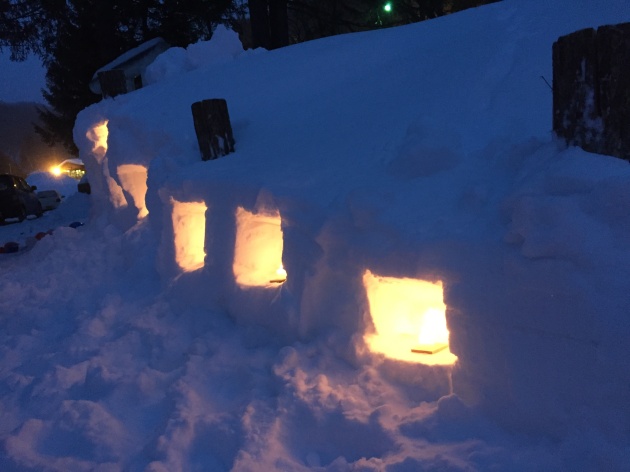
left=383, top=2, right=392, bottom=13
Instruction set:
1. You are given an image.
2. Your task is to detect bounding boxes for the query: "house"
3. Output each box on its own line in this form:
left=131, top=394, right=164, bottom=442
left=89, top=37, right=170, bottom=98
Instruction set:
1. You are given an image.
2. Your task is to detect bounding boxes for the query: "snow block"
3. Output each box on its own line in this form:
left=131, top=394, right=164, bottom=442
left=72, top=5, right=630, bottom=443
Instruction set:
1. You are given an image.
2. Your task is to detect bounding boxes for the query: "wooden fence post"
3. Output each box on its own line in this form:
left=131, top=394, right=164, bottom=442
left=552, top=22, right=630, bottom=161
left=191, top=99, right=236, bottom=161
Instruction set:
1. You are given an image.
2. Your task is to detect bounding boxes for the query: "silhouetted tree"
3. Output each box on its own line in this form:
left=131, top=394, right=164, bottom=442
left=287, top=0, right=499, bottom=43
left=1, top=0, right=496, bottom=152
left=35, top=1, right=134, bottom=153
left=249, top=0, right=289, bottom=49
left=1, top=0, right=240, bottom=154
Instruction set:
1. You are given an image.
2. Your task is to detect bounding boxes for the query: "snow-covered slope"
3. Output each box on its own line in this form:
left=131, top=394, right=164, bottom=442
left=2, top=0, right=630, bottom=470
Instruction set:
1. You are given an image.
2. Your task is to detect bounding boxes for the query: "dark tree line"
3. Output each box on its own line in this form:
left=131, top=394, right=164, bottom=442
left=248, top=0, right=289, bottom=49
left=0, top=101, right=71, bottom=176
left=285, top=0, right=498, bottom=44
left=1, top=0, right=496, bottom=156
left=1, top=0, right=242, bottom=154
left=244, top=0, right=501, bottom=50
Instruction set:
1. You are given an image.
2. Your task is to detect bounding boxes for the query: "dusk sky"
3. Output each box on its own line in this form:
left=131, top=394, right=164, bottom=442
left=0, top=51, right=46, bottom=103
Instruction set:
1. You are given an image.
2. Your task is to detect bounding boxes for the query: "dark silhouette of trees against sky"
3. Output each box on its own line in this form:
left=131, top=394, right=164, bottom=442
left=1, top=0, right=241, bottom=154
left=285, top=0, right=499, bottom=44
left=37, top=2, right=134, bottom=154
left=0, top=102, right=72, bottom=176
left=246, top=1, right=500, bottom=49
left=248, top=0, right=289, bottom=49
left=1, top=0, right=497, bottom=154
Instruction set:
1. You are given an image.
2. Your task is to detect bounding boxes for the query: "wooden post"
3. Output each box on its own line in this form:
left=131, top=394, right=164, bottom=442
left=595, top=23, right=630, bottom=160
left=97, top=69, right=128, bottom=98
left=552, top=22, right=630, bottom=161
left=552, top=28, right=598, bottom=149
left=191, top=99, right=236, bottom=161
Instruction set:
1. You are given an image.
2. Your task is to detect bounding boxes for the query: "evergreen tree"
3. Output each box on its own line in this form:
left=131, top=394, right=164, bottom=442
left=287, top=0, right=499, bottom=43
left=159, top=0, right=238, bottom=46
left=1, top=0, right=495, bottom=153
left=36, top=1, right=135, bottom=153
left=1, top=0, right=239, bottom=154
left=248, top=0, right=289, bottom=49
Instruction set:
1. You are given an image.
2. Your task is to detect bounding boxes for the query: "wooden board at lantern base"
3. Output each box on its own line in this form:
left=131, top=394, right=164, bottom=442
left=411, top=343, right=448, bottom=355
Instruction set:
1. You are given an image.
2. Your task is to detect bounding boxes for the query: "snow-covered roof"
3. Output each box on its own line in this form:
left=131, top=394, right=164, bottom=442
left=89, top=37, right=170, bottom=94
left=59, top=158, right=84, bottom=167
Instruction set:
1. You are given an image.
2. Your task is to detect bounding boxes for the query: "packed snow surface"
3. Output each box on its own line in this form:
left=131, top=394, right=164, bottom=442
left=3, top=0, right=630, bottom=470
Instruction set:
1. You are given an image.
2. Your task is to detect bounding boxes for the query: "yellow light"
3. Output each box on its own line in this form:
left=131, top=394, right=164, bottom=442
left=172, top=199, right=207, bottom=272
left=86, top=120, right=109, bottom=162
left=117, top=164, right=149, bottom=218
left=50, top=166, right=62, bottom=177
left=233, top=207, right=285, bottom=287
left=362, top=270, right=457, bottom=365
left=271, top=264, right=287, bottom=283
left=418, top=307, right=449, bottom=345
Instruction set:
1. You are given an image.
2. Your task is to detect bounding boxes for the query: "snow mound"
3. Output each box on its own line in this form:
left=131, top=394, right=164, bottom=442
left=27, top=171, right=78, bottom=197
left=3, top=0, right=630, bottom=470
left=144, top=26, right=248, bottom=85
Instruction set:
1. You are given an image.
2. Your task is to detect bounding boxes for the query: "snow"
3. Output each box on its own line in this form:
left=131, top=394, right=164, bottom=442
left=56, top=158, right=85, bottom=169
left=93, top=38, right=167, bottom=77
left=143, top=26, right=252, bottom=86
left=3, top=0, right=630, bottom=470
left=28, top=171, right=79, bottom=198
left=89, top=37, right=171, bottom=95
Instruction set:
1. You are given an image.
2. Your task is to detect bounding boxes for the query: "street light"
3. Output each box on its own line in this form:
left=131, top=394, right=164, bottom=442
left=383, top=2, right=392, bottom=13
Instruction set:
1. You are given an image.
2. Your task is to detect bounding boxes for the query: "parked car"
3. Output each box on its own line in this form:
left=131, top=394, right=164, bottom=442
left=0, top=174, right=43, bottom=223
left=37, top=189, right=63, bottom=211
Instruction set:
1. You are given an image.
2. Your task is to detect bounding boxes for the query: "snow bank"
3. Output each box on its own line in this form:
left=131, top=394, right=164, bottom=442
left=3, top=0, right=630, bottom=469
left=144, top=26, right=250, bottom=85
left=27, top=171, right=78, bottom=197
left=71, top=0, right=630, bottom=442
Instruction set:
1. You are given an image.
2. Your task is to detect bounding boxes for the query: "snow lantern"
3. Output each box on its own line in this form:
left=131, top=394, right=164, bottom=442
left=117, top=164, right=149, bottom=218
left=233, top=207, right=286, bottom=287
left=362, top=270, right=457, bottom=365
left=85, top=119, right=128, bottom=210
left=171, top=198, right=207, bottom=272
left=86, top=120, right=109, bottom=162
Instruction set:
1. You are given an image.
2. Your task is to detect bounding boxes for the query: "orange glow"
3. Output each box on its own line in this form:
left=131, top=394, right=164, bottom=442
left=86, top=121, right=109, bottom=161
left=50, top=166, right=62, bottom=177
left=233, top=207, right=285, bottom=287
left=107, top=177, right=128, bottom=209
left=362, top=270, right=457, bottom=365
left=117, top=164, right=149, bottom=218
left=172, top=199, right=207, bottom=272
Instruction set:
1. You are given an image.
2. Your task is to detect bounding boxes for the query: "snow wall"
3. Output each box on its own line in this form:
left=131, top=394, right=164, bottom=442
left=74, top=2, right=630, bottom=440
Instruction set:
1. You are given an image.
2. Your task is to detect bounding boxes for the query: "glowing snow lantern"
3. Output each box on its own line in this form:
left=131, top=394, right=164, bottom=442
left=84, top=120, right=128, bottom=209
left=362, top=270, right=457, bottom=365
left=233, top=207, right=286, bottom=287
left=86, top=120, right=109, bottom=162
left=171, top=199, right=207, bottom=272
left=117, top=164, right=149, bottom=218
